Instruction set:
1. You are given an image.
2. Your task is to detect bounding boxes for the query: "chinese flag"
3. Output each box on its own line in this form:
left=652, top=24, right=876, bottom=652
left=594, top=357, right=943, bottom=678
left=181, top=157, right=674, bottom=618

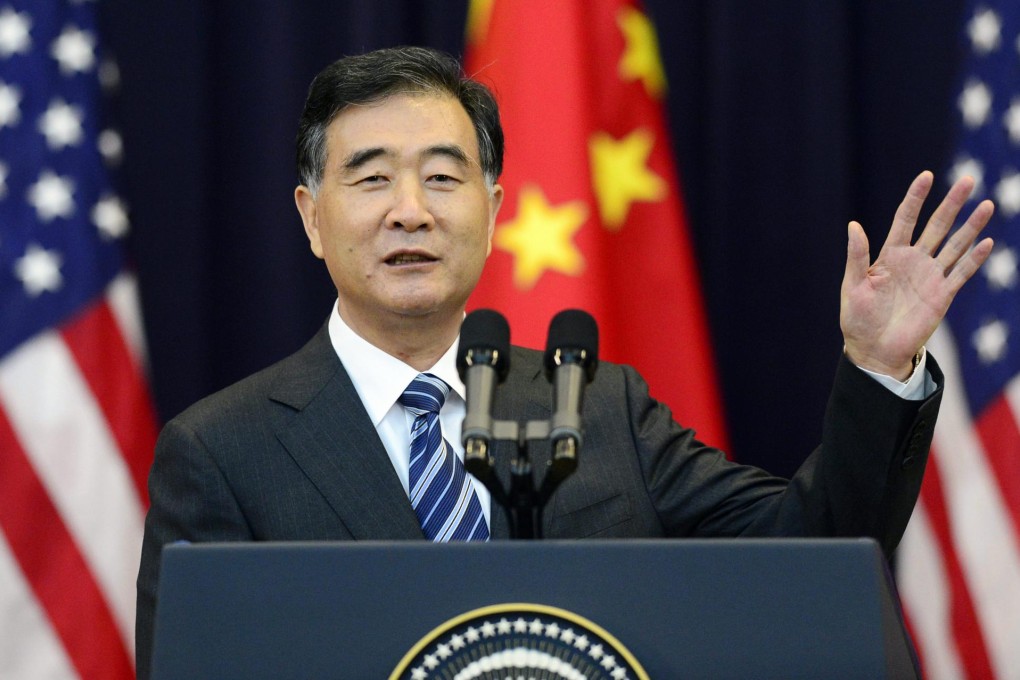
left=465, top=0, right=729, bottom=448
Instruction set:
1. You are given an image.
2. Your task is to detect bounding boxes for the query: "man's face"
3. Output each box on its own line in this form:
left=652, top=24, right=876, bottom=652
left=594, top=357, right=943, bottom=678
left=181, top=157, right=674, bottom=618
left=295, top=93, right=503, bottom=334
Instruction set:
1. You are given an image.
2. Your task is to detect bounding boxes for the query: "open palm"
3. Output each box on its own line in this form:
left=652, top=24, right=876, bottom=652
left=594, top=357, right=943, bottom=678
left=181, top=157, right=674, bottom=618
left=841, top=171, right=995, bottom=380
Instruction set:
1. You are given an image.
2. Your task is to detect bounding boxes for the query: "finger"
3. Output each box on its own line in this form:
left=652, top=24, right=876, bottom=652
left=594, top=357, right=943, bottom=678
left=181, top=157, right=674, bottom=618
left=937, top=198, right=995, bottom=272
left=843, top=221, right=870, bottom=290
left=945, top=236, right=995, bottom=295
left=885, top=171, right=934, bottom=249
left=915, top=174, right=977, bottom=255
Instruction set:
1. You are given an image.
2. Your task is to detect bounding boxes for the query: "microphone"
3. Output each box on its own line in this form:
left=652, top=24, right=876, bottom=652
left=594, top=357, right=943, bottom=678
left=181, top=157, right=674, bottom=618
left=457, top=309, right=511, bottom=482
left=543, top=310, right=598, bottom=483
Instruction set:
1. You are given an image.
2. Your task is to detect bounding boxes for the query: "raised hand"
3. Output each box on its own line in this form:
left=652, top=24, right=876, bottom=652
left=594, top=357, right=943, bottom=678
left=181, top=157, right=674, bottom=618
left=840, top=171, right=995, bottom=380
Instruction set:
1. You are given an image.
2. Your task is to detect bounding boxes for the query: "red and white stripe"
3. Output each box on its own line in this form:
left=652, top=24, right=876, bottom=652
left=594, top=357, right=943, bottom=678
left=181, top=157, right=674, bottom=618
left=0, top=273, right=157, bottom=679
left=899, top=325, right=1020, bottom=679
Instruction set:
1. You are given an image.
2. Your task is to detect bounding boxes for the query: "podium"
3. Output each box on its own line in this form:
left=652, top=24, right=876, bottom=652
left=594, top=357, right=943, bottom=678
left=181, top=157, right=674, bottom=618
left=151, top=539, right=917, bottom=678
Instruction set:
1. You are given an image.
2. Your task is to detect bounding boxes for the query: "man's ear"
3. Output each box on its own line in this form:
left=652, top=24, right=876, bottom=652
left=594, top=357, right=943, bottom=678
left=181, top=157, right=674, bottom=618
left=486, top=183, right=504, bottom=256
left=294, top=185, right=324, bottom=259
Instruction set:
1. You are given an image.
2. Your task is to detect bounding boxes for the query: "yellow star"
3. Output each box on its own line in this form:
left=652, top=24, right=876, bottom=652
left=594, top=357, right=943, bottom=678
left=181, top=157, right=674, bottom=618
left=617, top=6, right=667, bottom=98
left=494, top=185, right=588, bottom=290
left=466, top=0, right=495, bottom=46
left=589, top=128, right=667, bottom=230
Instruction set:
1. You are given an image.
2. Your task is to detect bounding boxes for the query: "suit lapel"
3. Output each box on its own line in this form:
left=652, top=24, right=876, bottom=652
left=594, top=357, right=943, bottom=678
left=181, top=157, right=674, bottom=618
left=264, top=331, right=562, bottom=542
left=269, top=326, right=424, bottom=540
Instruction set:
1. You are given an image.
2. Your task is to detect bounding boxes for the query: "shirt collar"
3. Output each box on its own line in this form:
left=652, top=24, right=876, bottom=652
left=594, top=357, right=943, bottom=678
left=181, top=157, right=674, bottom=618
left=326, top=301, right=465, bottom=426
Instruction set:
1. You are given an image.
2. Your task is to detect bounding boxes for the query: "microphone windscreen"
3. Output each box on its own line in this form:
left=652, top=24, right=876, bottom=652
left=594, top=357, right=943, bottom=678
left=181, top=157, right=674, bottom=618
left=544, top=309, right=599, bottom=374
left=458, top=309, right=511, bottom=381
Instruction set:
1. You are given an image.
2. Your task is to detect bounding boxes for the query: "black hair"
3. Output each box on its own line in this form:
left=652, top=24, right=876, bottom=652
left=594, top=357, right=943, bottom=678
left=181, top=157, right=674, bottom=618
left=296, top=46, right=503, bottom=193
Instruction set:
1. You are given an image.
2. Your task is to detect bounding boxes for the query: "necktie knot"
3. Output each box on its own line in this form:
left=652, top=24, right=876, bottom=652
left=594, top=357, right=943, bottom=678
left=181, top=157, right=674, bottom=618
left=399, top=373, right=450, bottom=416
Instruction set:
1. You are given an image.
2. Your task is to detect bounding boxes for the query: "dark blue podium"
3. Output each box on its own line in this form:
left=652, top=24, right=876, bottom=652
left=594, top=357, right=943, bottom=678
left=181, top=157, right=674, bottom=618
left=151, top=539, right=917, bottom=678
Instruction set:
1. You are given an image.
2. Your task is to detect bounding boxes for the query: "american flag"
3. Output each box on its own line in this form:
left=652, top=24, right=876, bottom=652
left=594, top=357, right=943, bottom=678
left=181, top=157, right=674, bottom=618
left=0, top=1, right=157, bottom=678
left=897, top=2, right=1020, bottom=678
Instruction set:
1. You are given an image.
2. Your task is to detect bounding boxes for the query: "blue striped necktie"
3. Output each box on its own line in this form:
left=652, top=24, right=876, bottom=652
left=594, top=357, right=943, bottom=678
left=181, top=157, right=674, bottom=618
left=399, top=373, right=489, bottom=541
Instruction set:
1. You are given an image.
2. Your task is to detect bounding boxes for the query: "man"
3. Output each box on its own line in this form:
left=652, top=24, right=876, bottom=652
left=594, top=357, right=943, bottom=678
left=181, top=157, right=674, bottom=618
left=135, top=46, right=994, bottom=677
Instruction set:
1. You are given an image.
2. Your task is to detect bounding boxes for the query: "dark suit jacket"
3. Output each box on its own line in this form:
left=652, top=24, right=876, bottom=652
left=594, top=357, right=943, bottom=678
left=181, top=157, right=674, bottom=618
left=135, top=324, right=941, bottom=678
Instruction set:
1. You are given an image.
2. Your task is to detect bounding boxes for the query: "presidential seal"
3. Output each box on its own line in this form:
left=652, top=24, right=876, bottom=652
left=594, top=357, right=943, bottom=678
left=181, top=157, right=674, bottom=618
left=390, top=603, right=649, bottom=680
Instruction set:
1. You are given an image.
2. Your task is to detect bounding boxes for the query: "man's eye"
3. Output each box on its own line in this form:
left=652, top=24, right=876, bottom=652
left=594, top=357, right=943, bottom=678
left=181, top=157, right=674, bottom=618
left=359, top=175, right=386, bottom=184
left=429, top=174, right=458, bottom=184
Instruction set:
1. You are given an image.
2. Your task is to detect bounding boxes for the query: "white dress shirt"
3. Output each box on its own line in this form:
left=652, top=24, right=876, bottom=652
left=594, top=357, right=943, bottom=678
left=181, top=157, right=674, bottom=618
left=326, top=302, right=491, bottom=525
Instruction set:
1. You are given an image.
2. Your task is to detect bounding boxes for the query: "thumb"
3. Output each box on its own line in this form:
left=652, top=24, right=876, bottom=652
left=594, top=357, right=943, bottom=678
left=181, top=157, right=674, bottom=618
left=843, top=221, right=870, bottom=290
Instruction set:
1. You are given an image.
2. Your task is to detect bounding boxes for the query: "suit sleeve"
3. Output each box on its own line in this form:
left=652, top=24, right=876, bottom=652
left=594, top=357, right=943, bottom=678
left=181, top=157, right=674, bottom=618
left=135, top=417, right=254, bottom=680
left=630, top=352, right=942, bottom=556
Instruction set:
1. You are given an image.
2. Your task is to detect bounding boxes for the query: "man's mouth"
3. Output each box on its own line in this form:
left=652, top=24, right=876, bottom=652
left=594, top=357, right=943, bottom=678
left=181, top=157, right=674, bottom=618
left=386, top=252, right=437, bottom=265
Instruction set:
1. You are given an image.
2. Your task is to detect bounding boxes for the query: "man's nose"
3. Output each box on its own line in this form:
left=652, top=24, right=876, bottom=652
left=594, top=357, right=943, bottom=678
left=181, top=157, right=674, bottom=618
left=387, top=179, right=434, bottom=232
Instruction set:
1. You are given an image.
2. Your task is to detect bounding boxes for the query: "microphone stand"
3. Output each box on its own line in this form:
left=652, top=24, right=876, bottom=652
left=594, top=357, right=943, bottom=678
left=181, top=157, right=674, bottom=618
left=464, top=418, right=577, bottom=540
left=459, top=308, right=595, bottom=540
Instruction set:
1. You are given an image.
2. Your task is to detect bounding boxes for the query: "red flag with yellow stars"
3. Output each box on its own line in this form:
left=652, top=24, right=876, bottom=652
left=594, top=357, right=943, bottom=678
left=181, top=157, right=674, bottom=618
left=465, top=0, right=729, bottom=448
